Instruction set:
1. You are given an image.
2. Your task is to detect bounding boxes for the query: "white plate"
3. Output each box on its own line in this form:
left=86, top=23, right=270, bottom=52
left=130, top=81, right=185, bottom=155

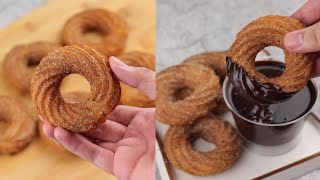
left=156, top=112, right=320, bottom=180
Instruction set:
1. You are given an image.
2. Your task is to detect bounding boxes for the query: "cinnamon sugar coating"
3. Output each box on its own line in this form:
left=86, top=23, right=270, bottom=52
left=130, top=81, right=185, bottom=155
left=164, top=114, right=243, bottom=175
left=38, top=92, right=90, bottom=153
left=0, top=96, right=36, bottom=154
left=156, top=64, right=220, bottom=126
left=31, top=44, right=120, bottom=133
left=3, top=42, right=60, bottom=93
left=62, top=9, right=129, bottom=58
left=183, top=51, right=229, bottom=113
left=230, top=15, right=313, bottom=93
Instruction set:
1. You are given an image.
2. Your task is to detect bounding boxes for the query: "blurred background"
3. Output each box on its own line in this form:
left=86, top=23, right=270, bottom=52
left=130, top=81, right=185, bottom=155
left=0, top=1, right=44, bottom=27
left=0, top=0, right=154, bottom=180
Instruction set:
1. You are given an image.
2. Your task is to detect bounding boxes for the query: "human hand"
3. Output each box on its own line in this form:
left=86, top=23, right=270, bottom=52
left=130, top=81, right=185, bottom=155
left=284, top=0, right=320, bottom=76
left=40, top=56, right=155, bottom=180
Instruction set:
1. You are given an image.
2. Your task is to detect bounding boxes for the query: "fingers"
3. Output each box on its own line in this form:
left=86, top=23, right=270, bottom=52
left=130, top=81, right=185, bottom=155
left=284, top=22, right=320, bottom=53
left=40, top=116, right=116, bottom=172
left=40, top=105, right=140, bottom=141
left=109, top=56, right=156, bottom=100
left=39, top=115, right=55, bottom=138
left=107, top=105, right=141, bottom=125
left=123, top=110, right=156, bottom=150
left=42, top=121, right=55, bottom=138
left=291, top=0, right=320, bottom=26
left=113, top=138, right=149, bottom=180
left=83, top=120, right=126, bottom=142
left=98, top=142, right=118, bottom=152
left=53, top=127, right=114, bottom=173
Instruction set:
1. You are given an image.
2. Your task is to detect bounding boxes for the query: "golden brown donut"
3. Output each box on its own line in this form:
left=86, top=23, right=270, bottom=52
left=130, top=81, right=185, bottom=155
left=183, top=51, right=228, bottom=82
left=156, top=64, right=220, bottom=126
left=117, top=51, right=155, bottom=107
left=183, top=51, right=229, bottom=113
left=0, top=96, right=36, bottom=154
left=230, top=15, right=313, bottom=93
left=62, top=9, right=129, bottom=57
left=164, top=114, right=243, bottom=175
left=2, top=42, right=60, bottom=93
left=38, top=91, right=90, bottom=153
left=30, top=44, right=120, bottom=133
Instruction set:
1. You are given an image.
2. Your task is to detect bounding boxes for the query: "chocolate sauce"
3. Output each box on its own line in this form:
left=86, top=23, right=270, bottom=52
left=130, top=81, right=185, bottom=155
left=226, top=58, right=316, bottom=124
left=226, top=57, right=295, bottom=103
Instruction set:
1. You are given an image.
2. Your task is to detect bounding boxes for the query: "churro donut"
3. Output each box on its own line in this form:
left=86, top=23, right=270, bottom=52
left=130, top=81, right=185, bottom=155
left=230, top=15, right=313, bottom=93
left=164, top=115, right=243, bottom=175
left=30, top=44, right=120, bottom=133
left=118, top=51, right=155, bottom=107
left=62, top=9, right=129, bottom=57
left=2, top=42, right=60, bottom=93
left=183, top=51, right=228, bottom=82
left=183, top=51, right=229, bottom=113
left=0, top=96, right=36, bottom=154
left=38, top=92, right=90, bottom=153
left=156, top=64, right=220, bottom=126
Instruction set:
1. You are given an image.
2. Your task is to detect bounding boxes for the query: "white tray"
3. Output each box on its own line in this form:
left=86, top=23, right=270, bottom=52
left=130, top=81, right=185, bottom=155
left=156, top=112, right=320, bottom=180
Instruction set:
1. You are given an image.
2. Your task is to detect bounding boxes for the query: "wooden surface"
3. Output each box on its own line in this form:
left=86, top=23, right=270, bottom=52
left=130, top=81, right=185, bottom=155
left=0, top=0, right=155, bottom=179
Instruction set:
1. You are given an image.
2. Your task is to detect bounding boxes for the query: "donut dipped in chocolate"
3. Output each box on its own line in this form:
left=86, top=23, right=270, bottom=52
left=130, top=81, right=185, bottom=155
left=228, top=15, right=313, bottom=103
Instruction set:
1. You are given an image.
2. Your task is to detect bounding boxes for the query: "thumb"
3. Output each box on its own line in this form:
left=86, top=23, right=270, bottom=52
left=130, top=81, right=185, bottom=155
left=109, top=56, right=155, bottom=100
left=284, top=22, right=320, bottom=53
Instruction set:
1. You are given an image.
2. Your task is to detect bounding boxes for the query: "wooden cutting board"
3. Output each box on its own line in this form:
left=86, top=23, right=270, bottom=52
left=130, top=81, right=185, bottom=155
left=0, top=0, right=155, bottom=179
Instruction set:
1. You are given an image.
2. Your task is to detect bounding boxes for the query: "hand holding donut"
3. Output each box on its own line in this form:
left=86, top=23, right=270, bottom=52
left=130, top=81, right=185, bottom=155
left=40, top=57, right=155, bottom=180
left=284, top=0, right=320, bottom=76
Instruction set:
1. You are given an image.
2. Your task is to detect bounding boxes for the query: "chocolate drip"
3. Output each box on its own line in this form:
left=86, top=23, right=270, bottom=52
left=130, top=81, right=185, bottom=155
left=226, top=57, right=295, bottom=103
left=226, top=58, right=316, bottom=124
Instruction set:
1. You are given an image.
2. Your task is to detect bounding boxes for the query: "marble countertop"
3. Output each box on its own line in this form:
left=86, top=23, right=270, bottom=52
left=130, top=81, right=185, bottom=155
left=156, top=0, right=320, bottom=179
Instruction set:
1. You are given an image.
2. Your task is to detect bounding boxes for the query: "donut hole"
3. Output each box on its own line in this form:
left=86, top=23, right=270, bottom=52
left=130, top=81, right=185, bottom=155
left=83, top=28, right=104, bottom=43
left=256, top=46, right=285, bottom=61
left=255, top=46, right=285, bottom=77
left=173, top=86, right=194, bottom=101
left=60, top=74, right=91, bottom=103
left=27, top=56, right=42, bottom=70
left=191, top=136, right=216, bottom=152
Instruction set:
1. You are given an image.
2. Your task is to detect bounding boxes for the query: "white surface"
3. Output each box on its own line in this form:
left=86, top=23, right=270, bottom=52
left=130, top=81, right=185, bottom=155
left=156, top=141, right=171, bottom=180
left=156, top=113, right=320, bottom=180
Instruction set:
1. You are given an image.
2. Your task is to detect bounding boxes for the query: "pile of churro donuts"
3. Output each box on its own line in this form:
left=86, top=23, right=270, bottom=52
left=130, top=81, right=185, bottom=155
left=0, top=8, right=154, bottom=154
left=157, top=50, right=243, bottom=175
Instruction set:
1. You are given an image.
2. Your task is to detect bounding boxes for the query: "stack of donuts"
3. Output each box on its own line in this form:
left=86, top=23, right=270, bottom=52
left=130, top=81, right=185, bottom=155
left=0, top=8, right=154, bottom=155
left=156, top=51, right=243, bottom=175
